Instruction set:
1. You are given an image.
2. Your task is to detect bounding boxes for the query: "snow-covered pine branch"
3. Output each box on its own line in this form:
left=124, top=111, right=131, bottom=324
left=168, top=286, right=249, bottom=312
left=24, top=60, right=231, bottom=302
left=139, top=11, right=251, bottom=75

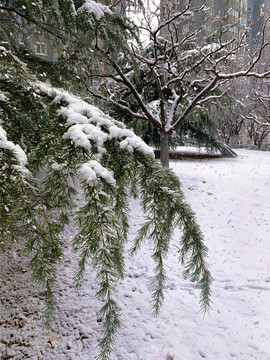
left=1, top=43, right=211, bottom=360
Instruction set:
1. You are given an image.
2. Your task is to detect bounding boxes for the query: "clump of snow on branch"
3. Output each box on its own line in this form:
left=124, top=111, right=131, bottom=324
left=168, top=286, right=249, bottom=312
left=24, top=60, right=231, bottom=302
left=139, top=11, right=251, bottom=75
left=51, top=162, right=67, bottom=171
left=34, top=82, right=154, bottom=157
left=201, top=43, right=220, bottom=53
left=79, top=160, right=116, bottom=185
left=63, top=123, right=108, bottom=153
left=119, top=136, right=149, bottom=153
left=0, top=91, right=8, bottom=102
left=78, top=0, right=113, bottom=20
left=0, top=46, right=27, bottom=70
left=0, top=125, right=28, bottom=170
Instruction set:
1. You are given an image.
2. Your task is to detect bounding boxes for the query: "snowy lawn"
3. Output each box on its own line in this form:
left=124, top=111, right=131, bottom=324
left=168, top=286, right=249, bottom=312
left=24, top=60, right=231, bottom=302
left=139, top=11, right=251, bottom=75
left=1, top=149, right=270, bottom=360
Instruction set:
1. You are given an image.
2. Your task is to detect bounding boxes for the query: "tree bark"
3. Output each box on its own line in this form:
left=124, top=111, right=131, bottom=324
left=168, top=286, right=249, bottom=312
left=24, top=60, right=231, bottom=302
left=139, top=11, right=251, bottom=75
left=160, top=131, right=170, bottom=167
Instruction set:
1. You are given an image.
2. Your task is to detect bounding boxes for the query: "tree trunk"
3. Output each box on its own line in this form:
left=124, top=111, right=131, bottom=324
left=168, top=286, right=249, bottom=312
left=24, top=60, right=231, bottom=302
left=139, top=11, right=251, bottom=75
left=160, top=131, right=170, bottom=167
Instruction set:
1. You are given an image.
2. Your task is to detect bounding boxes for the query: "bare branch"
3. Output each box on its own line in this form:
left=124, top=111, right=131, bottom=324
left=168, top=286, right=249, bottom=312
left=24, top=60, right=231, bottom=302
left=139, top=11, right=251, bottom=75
left=218, top=69, right=270, bottom=79
left=94, top=45, right=162, bottom=128
left=170, top=77, right=219, bottom=131
left=112, top=60, right=162, bottom=127
left=196, top=89, right=228, bottom=106
left=242, top=114, right=270, bottom=127
left=88, top=87, right=149, bottom=121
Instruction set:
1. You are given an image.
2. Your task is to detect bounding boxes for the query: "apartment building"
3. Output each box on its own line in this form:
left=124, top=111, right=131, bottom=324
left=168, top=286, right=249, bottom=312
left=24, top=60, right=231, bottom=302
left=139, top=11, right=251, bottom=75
left=18, top=28, right=58, bottom=63
left=161, top=0, right=270, bottom=49
left=14, top=0, right=129, bottom=63
left=10, top=1, right=269, bottom=62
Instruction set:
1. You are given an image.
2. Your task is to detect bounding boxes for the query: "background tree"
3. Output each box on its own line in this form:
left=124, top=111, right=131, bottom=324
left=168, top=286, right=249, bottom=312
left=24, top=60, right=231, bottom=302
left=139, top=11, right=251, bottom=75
left=0, top=1, right=211, bottom=359
left=80, top=1, right=270, bottom=166
left=209, top=77, right=246, bottom=148
left=211, top=103, right=245, bottom=147
left=244, top=88, right=270, bottom=149
left=227, top=51, right=270, bottom=149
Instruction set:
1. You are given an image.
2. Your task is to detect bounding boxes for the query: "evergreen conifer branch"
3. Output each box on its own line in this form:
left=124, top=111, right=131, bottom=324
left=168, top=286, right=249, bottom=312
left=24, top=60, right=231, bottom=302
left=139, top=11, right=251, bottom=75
left=1, top=41, right=212, bottom=358
left=131, top=151, right=212, bottom=314
left=0, top=146, right=29, bottom=251
left=72, top=178, right=124, bottom=359
left=0, top=141, right=63, bottom=325
left=19, top=181, right=64, bottom=327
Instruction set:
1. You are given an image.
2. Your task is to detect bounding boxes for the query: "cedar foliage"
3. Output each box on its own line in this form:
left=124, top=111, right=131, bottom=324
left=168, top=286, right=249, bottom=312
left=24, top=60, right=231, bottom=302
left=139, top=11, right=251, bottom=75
left=0, top=1, right=211, bottom=359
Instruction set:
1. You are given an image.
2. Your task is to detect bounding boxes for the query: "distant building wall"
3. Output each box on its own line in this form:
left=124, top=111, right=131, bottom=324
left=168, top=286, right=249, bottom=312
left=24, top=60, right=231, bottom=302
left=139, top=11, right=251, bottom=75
left=16, top=0, right=129, bottom=63
left=160, top=0, right=270, bottom=49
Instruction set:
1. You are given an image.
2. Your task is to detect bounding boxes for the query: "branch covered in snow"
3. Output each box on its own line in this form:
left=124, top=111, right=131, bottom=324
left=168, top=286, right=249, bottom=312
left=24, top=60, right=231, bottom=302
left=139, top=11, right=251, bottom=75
left=0, top=125, right=28, bottom=171
left=1, top=42, right=212, bottom=359
left=78, top=0, right=113, bottom=20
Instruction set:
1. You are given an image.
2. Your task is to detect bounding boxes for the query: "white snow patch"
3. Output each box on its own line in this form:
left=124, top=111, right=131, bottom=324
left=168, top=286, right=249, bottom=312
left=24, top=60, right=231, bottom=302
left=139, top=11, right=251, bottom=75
left=62, top=123, right=107, bottom=153
left=201, top=42, right=220, bottom=53
left=0, top=125, right=28, bottom=170
left=119, top=136, right=152, bottom=154
left=51, top=162, right=67, bottom=171
left=78, top=0, right=113, bottom=20
left=0, top=91, right=8, bottom=101
left=1, top=149, right=270, bottom=359
left=34, top=82, right=154, bottom=158
left=79, top=160, right=116, bottom=186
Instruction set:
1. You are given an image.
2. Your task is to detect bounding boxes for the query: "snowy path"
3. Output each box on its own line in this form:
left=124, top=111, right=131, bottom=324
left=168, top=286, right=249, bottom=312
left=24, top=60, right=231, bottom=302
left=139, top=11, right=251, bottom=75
left=1, top=149, right=270, bottom=360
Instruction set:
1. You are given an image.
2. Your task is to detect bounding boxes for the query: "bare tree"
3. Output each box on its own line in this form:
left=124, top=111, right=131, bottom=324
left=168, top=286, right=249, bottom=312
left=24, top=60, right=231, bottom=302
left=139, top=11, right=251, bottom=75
left=244, top=88, right=270, bottom=148
left=83, top=1, right=270, bottom=166
left=211, top=103, right=244, bottom=147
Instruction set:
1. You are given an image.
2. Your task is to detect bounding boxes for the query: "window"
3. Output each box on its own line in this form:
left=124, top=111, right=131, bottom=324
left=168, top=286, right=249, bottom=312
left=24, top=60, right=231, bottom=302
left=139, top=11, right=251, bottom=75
left=240, top=15, right=247, bottom=25
left=229, top=8, right=240, bottom=23
left=35, top=42, right=47, bottom=56
left=232, top=0, right=240, bottom=8
left=231, top=9, right=240, bottom=18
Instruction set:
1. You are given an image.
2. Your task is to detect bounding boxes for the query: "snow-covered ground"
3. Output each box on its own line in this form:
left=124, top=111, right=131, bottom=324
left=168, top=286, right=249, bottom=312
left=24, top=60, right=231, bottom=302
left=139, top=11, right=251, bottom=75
left=1, top=149, right=270, bottom=360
